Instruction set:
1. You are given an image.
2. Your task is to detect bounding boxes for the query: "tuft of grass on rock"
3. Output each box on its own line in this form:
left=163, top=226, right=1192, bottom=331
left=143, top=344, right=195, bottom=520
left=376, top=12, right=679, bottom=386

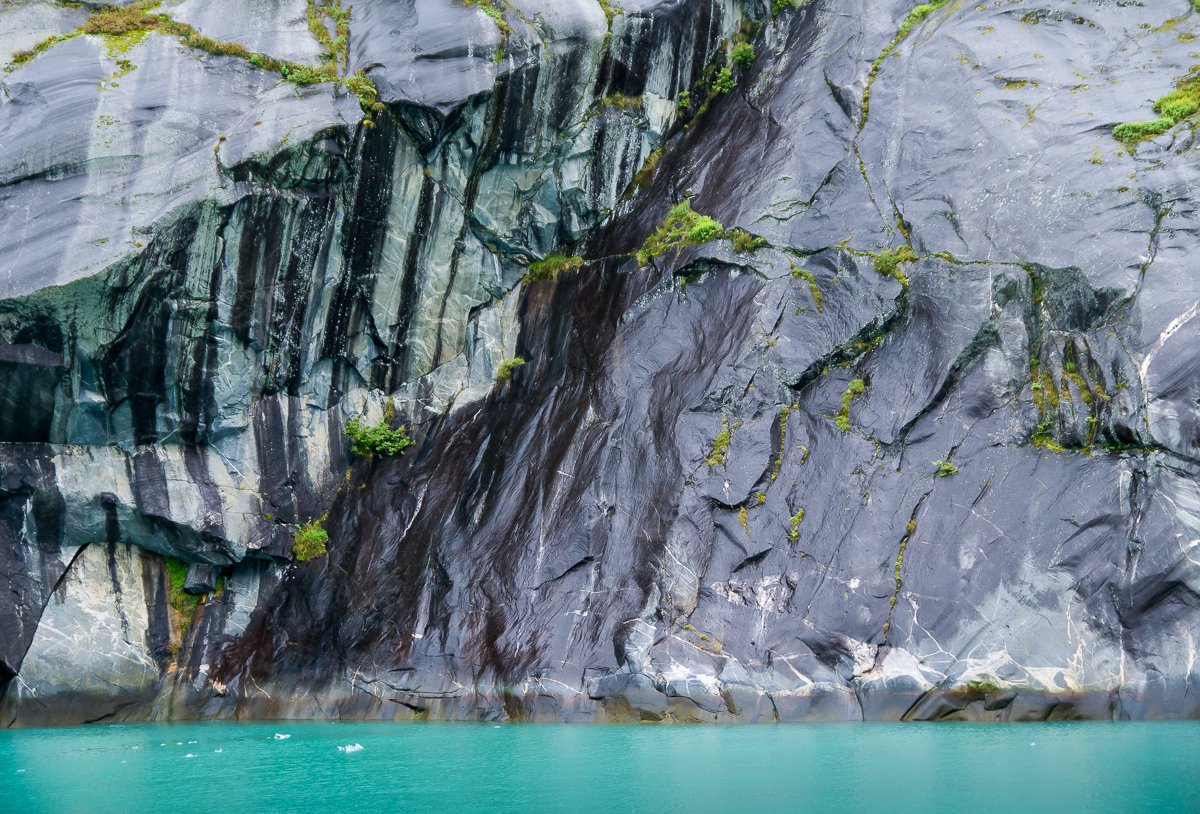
left=496, top=357, right=525, bottom=384
left=524, top=254, right=584, bottom=284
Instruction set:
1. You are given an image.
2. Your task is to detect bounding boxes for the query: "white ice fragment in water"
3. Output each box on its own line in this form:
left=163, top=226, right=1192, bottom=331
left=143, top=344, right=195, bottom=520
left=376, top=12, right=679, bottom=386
left=274, top=734, right=291, bottom=740
left=17, top=769, right=25, bottom=773
left=185, top=754, right=196, bottom=758
left=188, top=741, right=197, bottom=744
left=337, top=744, right=364, bottom=753
left=215, top=748, right=223, bottom=753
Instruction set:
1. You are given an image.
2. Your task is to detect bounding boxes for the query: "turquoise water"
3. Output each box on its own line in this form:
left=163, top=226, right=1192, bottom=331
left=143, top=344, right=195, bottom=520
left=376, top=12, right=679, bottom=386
left=2, top=721, right=1199, bottom=812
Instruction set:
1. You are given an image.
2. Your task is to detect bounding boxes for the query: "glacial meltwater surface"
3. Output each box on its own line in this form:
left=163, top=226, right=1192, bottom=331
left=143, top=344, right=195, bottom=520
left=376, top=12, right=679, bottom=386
left=3, top=721, right=1198, bottom=813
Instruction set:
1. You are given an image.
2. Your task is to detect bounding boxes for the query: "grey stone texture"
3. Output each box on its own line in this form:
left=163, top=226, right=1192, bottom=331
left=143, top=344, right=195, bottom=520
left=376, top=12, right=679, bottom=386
left=1, top=0, right=1199, bottom=725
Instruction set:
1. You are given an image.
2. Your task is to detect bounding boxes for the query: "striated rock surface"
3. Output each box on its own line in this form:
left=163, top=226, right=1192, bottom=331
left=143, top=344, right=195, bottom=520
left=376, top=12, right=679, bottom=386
left=1, top=0, right=1199, bottom=726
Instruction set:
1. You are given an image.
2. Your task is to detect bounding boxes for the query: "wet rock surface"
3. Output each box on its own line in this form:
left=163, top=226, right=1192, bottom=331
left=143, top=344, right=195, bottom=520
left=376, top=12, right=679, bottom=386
left=1, top=0, right=1199, bottom=725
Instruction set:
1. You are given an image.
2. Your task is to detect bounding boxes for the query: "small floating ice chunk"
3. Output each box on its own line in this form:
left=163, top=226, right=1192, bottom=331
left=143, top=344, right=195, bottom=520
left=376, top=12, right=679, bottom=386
left=185, top=754, right=196, bottom=758
left=17, top=769, right=25, bottom=773
left=273, top=734, right=291, bottom=740
left=337, top=744, right=364, bottom=753
left=214, top=748, right=223, bottom=753
left=188, top=741, right=197, bottom=744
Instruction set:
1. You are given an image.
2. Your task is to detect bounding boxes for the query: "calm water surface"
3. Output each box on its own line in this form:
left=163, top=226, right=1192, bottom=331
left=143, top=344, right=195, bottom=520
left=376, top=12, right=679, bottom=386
left=2, top=720, right=1198, bottom=812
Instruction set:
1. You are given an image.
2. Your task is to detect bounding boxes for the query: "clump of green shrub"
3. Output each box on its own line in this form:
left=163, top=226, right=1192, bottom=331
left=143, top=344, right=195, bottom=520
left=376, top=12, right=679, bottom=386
left=523, top=254, right=584, bottom=283
left=346, top=416, right=415, bottom=457
left=677, top=91, right=691, bottom=110
left=496, top=357, right=525, bottom=384
left=294, top=521, right=329, bottom=561
left=713, top=67, right=736, bottom=94
left=836, top=378, right=866, bottom=432
left=637, top=201, right=769, bottom=265
left=637, top=201, right=725, bottom=264
left=731, top=43, right=755, bottom=65
left=772, top=0, right=797, bottom=14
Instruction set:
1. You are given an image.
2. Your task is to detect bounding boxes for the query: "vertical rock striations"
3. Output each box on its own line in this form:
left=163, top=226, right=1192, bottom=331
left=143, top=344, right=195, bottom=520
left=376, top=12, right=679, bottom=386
left=2, top=0, right=1200, bottom=725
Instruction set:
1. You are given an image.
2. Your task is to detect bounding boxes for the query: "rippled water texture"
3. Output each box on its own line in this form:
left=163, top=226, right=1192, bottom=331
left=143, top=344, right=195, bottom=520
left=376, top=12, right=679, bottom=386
left=3, top=721, right=1199, bottom=812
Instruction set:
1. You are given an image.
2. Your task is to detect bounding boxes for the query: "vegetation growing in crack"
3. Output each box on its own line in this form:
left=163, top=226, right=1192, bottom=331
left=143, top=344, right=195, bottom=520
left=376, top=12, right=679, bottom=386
left=768, top=405, right=793, bottom=485
left=597, top=0, right=622, bottom=26
left=787, top=508, right=805, bottom=541
left=705, top=419, right=732, bottom=471
left=791, top=264, right=823, bottom=312
left=6, top=1, right=383, bottom=122
left=524, top=254, right=583, bottom=284
left=862, top=0, right=951, bottom=127
left=164, top=556, right=201, bottom=634
left=835, top=378, right=866, bottom=432
left=462, top=0, right=511, bottom=34
left=731, top=42, right=755, bottom=66
left=496, top=357, right=526, bottom=384
left=637, top=201, right=724, bottom=264
left=873, top=245, right=916, bottom=290
left=728, top=229, right=768, bottom=253
left=308, top=0, right=351, bottom=74
left=1113, top=65, right=1200, bottom=144
left=600, top=92, right=643, bottom=112
left=346, top=414, right=416, bottom=457
left=636, top=201, right=768, bottom=265
left=294, top=521, right=329, bottom=561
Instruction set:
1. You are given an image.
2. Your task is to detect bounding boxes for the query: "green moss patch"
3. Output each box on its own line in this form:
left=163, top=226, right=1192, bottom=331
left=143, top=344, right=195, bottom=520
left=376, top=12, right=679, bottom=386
left=836, top=378, right=866, bottom=432
left=873, top=245, right=917, bottom=289
left=1114, top=69, right=1200, bottom=144
left=705, top=419, right=732, bottom=472
left=863, top=0, right=951, bottom=125
left=164, top=556, right=201, bottom=633
left=496, top=357, right=526, bottom=384
left=5, top=0, right=382, bottom=122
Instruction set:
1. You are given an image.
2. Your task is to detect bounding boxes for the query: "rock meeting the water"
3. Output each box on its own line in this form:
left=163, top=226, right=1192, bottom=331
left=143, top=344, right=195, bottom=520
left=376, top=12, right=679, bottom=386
left=1, top=0, right=1199, bottom=726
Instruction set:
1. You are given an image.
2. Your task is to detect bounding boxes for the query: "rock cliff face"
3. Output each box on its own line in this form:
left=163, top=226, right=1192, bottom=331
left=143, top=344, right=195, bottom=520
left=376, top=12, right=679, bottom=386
left=1, top=0, right=1199, bottom=726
